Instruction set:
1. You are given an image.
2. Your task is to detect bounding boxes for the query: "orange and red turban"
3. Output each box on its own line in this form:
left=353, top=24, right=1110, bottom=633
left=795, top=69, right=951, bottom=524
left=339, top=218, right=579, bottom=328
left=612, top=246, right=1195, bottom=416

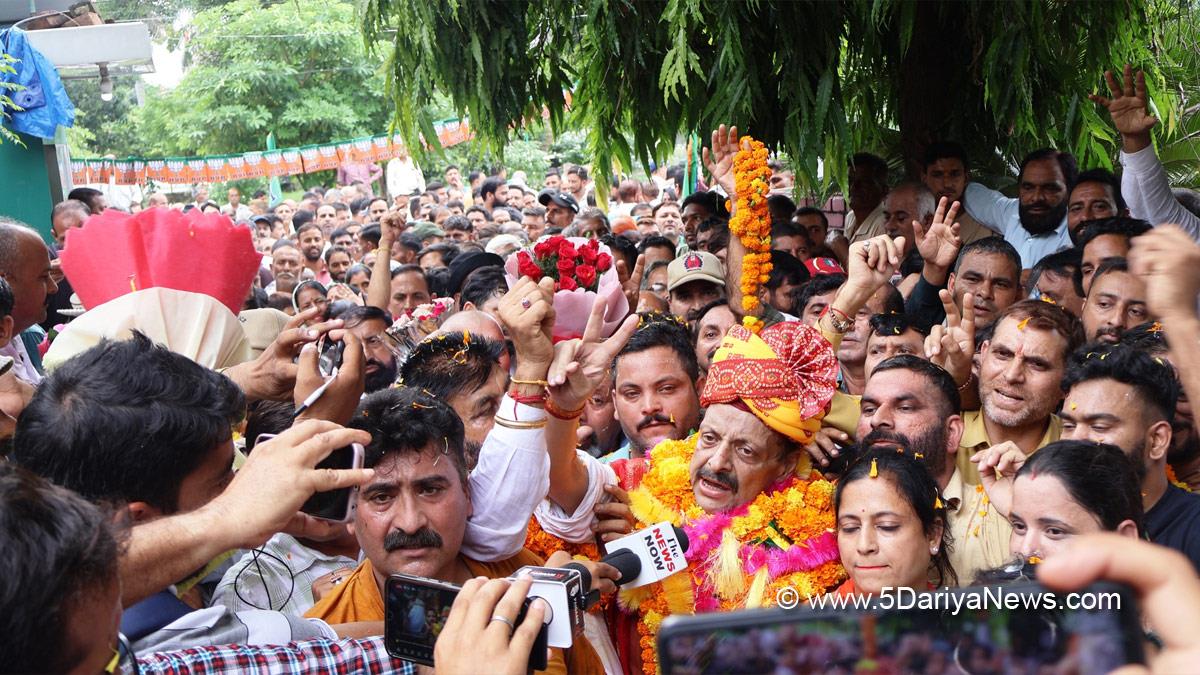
left=700, top=321, right=838, bottom=445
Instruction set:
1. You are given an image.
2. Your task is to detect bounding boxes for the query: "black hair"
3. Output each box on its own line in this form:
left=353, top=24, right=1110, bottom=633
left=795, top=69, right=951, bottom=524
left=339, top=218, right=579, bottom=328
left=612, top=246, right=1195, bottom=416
left=1028, top=248, right=1082, bottom=295
left=765, top=249, right=811, bottom=290
left=871, top=354, right=961, bottom=418
left=1018, top=148, right=1078, bottom=188
left=334, top=304, right=390, bottom=330
left=359, top=224, right=382, bottom=245
left=397, top=233, right=423, bottom=254
left=418, top=242, right=460, bottom=268
left=792, top=272, right=847, bottom=317
left=868, top=312, right=929, bottom=339
left=271, top=238, right=299, bottom=253
left=345, top=263, right=371, bottom=282
left=638, top=235, right=676, bottom=256
left=350, top=197, right=371, bottom=216
left=350, top=387, right=468, bottom=486
left=793, top=206, right=829, bottom=232
left=444, top=215, right=473, bottom=233
left=12, top=332, right=244, bottom=512
left=921, top=140, right=969, bottom=170
left=835, top=446, right=957, bottom=587
left=479, top=177, right=506, bottom=203
left=324, top=246, right=351, bottom=265
left=459, top=266, right=509, bottom=311
left=243, top=400, right=296, bottom=453
left=766, top=194, right=796, bottom=224
left=66, top=187, right=104, bottom=213
left=0, top=463, right=126, bottom=673
left=1016, top=440, right=1144, bottom=535
left=695, top=216, right=729, bottom=236
left=770, top=219, right=810, bottom=241
left=391, top=262, right=430, bottom=284
left=953, top=236, right=1022, bottom=281
left=641, top=259, right=671, bottom=289
left=1071, top=168, right=1127, bottom=211
left=1063, top=342, right=1178, bottom=425
left=1076, top=217, right=1152, bottom=253
left=850, top=152, right=889, bottom=184
left=1118, top=321, right=1170, bottom=355
left=0, top=277, right=13, bottom=318
left=614, top=313, right=700, bottom=383
left=330, top=226, right=351, bottom=241
left=291, top=209, right=314, bottom=230
left=878, top=283, right=905, bottom=315
left=426, top=267, right=452, bottom=298
left=399, top=333, right=505, bottom=410
left=691, top=298, right=731, bottom=338
left=680, top=190, right=720, bottom=217
left=1089, top=256, right=1130, bottom=290
left=601, top=234, right=638, bottom=275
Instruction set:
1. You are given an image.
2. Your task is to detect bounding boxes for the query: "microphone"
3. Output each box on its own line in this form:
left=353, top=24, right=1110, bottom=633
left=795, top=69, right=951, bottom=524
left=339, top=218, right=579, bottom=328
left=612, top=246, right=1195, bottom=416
left=596, top=521, right=691, bottom=589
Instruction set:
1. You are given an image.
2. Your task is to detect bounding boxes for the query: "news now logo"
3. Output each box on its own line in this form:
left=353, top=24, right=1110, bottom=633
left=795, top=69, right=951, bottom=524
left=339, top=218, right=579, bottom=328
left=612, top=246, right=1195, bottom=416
left=644, top=525, right=684, bottom=573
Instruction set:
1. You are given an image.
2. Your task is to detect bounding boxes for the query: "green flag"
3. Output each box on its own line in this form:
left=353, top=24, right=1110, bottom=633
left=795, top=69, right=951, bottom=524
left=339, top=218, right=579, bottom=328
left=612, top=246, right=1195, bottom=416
left=267, top=132, right=282, bottom=205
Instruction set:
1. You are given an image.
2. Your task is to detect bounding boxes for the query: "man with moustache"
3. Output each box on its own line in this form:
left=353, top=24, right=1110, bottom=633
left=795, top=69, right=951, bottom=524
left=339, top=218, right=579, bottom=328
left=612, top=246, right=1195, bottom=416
left=956, top=300, right=1084, bottom=485
left=305, top=387, right=603, bottom=673
left=665, top=251, right=726, bottom=326
left=921, top=142, right=994, bottom=245
left=600, top=316, right=703, bottom=463
left=1080, top=258, right=1150, bottom=345
left=906, top=232, right=1023, bottom=335
left=857, top=355, right=1012, bottom=584
left=1066, top=169, right=1125, bottom=243
left=266, top=240, right=303, bottom=296
left=963, top=148, right=1077, bottom=270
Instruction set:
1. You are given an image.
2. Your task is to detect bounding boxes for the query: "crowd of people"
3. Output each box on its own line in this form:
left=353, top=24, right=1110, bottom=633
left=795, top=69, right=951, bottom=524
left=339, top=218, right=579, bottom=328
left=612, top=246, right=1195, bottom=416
left=6, top=64, right=1200, bottom=674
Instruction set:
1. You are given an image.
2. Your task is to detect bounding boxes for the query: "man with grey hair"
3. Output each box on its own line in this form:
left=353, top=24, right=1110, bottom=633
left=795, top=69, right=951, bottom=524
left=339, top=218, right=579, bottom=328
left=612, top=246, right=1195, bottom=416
left=50, top=200, right=90, bottom=248
left=0, top=220, right=58, bottom=384
left=882, top=180, right=937, bottom=258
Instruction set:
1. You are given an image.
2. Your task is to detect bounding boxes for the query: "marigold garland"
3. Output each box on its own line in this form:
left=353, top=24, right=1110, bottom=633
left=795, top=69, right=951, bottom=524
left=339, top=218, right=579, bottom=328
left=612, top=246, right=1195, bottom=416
left=522, top=515, right=611, bottom=612
left=623, top=435, right=845, bottom=674
left=1167, top=465, right=1192, bottom=492
left=728, top=136, right=773, bottom=333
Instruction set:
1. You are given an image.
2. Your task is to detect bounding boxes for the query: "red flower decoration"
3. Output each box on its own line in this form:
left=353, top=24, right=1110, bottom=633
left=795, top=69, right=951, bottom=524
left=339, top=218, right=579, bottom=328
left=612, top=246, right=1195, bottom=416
left=557, top=239, right=577, bottom=259
left=596, top=252, right=613, bottom=273
left=575, top=264, right=597, bottom=289
left=517, top=251, right=543, bottom=280
left=579, top=243, right=598, bottom=265
left=557, top=257, right=576, bottom=277
left=533, top=240, right=553, bottom=258
left=559, top=276, right=578, bottom=291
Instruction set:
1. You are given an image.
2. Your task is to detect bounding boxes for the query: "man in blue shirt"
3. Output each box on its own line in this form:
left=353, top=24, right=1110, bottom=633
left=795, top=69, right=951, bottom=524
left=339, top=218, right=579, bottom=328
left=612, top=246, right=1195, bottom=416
left=963, top=148, right=1077, bottom=269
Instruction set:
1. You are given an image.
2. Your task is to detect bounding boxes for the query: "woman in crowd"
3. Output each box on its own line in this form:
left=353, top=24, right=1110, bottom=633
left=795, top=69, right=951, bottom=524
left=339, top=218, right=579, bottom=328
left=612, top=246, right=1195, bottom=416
left=978, top=439, right=1143, bottom=562
left=291, top=279, right=328, bottom=316
left=344, top=264, right=372, bottom=296
left=833, top=448, right=957, bottom=595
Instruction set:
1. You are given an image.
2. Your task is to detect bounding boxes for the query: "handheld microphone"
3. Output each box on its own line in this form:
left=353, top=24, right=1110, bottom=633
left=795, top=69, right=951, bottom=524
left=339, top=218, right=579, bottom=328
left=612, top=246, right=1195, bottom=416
left=599, top=521, right=691, bottom=589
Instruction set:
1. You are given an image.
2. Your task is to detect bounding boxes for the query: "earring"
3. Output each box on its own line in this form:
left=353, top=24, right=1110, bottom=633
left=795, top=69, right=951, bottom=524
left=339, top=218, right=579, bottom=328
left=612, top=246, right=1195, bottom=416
left=930, top=546, right=939, bottom=554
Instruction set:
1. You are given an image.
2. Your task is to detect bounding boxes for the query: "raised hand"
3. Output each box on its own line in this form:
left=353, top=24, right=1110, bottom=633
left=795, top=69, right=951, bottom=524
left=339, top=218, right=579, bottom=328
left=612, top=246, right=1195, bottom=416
left=1089, top=64, right=1157, bottom=152
left=925, top=290, right=976, bottom=386
left=547, top=296, right=640, bottom=410
left=1129, top=225, right=1200, bottom=322
left=701, top=124, right=741, bottom=197
left=971, top=441, right=1028, bottom=518
left=616, top=253, right=646, bottom=317
left=913, top=197, right=963, bottom=273
left=496, top=277, right=557, bottom=371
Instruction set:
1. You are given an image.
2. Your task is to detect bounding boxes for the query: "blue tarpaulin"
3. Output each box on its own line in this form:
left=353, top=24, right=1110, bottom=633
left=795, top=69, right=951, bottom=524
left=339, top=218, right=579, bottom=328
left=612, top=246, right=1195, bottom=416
left=1, top=26, right=75, bottom=139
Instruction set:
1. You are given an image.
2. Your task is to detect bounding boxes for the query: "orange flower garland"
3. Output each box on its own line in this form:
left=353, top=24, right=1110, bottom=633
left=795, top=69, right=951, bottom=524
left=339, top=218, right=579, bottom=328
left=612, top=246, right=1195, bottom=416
left=623, top=435, right=845, bottom=674
left=728, top=136, right=773, bottom=334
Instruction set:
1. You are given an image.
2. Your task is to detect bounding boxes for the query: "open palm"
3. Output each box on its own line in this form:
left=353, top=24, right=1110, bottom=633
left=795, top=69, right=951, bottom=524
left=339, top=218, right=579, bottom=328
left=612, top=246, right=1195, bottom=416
left=702, top=124, right=741, bottom=197
left=914, top=197, right=963, bottom=270
left=1090, top=64, right=1157, bottom=137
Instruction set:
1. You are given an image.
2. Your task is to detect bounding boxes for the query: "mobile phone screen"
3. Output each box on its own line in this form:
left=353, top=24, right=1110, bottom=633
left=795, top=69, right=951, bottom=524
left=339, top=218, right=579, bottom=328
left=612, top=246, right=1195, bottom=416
left=299, top=444, right=361, bottom=521
left=385, top=574, right=461, bottom=666
left=657, top=582, right=1142, bottom=675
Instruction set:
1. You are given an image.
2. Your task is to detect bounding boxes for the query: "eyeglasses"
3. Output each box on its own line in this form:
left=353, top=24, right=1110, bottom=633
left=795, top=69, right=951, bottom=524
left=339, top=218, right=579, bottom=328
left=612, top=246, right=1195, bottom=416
left=103, top=634, right=139, bottom=675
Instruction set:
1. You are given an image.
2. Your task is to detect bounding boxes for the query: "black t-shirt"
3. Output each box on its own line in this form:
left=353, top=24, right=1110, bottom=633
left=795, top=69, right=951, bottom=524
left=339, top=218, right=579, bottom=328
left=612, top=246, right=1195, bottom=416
left=1145, top=484, right=1200, bottom=572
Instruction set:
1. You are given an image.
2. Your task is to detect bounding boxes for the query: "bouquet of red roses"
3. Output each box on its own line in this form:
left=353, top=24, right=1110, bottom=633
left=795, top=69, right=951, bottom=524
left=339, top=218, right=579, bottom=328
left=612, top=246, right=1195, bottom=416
left=514, top=235, right=613, bottom=292
left=506, top=236, right=629, bottom=341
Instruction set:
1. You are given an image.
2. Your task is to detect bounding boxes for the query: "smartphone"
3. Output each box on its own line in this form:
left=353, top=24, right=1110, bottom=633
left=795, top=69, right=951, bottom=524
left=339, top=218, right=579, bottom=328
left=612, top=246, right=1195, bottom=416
left=656, top=582, right=1143, bottom=675
left=254, top=434, right=364, bottom=522
left=385, top=573, right=548, bottom=670
left=318, top=337, right=345, bottom=377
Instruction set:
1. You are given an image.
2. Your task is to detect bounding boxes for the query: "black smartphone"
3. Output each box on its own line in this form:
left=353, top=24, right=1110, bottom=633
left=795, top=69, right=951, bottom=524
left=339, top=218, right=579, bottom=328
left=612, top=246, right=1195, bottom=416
left=656, top=582, right=1143, bottom=675
left=299, top=442, right=363, bottom=522
left=385, top=573, right=549, bottom=670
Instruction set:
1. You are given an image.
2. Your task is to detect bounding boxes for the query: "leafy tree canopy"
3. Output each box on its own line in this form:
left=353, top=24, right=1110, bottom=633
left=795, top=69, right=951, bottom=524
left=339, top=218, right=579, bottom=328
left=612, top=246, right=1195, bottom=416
left=362, top=0, right=1196, bottom=194
left=118, top=0, right=390, bottom=157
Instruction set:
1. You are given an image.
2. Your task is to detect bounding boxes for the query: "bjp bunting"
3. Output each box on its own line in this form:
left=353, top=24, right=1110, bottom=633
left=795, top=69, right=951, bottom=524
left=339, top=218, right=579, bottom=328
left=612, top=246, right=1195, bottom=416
left=71, top=120, right=473, bottom=186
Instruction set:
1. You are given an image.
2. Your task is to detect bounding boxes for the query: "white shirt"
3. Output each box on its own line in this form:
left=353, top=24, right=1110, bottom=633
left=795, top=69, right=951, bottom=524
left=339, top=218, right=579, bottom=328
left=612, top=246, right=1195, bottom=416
left=963, top=182, right=1072, bottom=269
left=0, top=337, right=42, bottom=385
left=533, top=450, right=618, bottom=543
left=461, top=394, right=553, bottom=561
left=1120, top=145, right=1200, bottom=239
left=386, top=157, right=426, bottom=200
left=212, top=534, right=357, bottom=616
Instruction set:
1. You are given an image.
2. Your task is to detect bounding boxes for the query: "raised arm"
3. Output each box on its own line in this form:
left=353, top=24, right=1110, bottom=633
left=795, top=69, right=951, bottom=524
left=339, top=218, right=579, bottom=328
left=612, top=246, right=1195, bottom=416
left=1130, top=226, right=1200, bottom=415
left=366, top=211, right=404, bottom=313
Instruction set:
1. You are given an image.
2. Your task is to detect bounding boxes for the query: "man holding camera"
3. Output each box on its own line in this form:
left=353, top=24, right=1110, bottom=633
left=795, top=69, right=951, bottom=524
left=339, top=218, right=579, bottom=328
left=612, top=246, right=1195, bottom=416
left=304, top=386, right=611, bottom=673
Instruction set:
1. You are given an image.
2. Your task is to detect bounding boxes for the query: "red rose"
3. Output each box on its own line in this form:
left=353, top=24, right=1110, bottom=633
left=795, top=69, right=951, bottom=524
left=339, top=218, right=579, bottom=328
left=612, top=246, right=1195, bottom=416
left=575, top=263, right=597, bottom=289
left=533, top=240, right=553, bottom=258
left=596, top=252, right=613, bottom=272
left=546, top=235, right=566, bottom=250
left=558, top=239, right=577, bottom=259
left=557, top=257, right=576, bottom=278
left=579, top=243, right=598, bottom=264
left=559, top=276, right=578, bottom=291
